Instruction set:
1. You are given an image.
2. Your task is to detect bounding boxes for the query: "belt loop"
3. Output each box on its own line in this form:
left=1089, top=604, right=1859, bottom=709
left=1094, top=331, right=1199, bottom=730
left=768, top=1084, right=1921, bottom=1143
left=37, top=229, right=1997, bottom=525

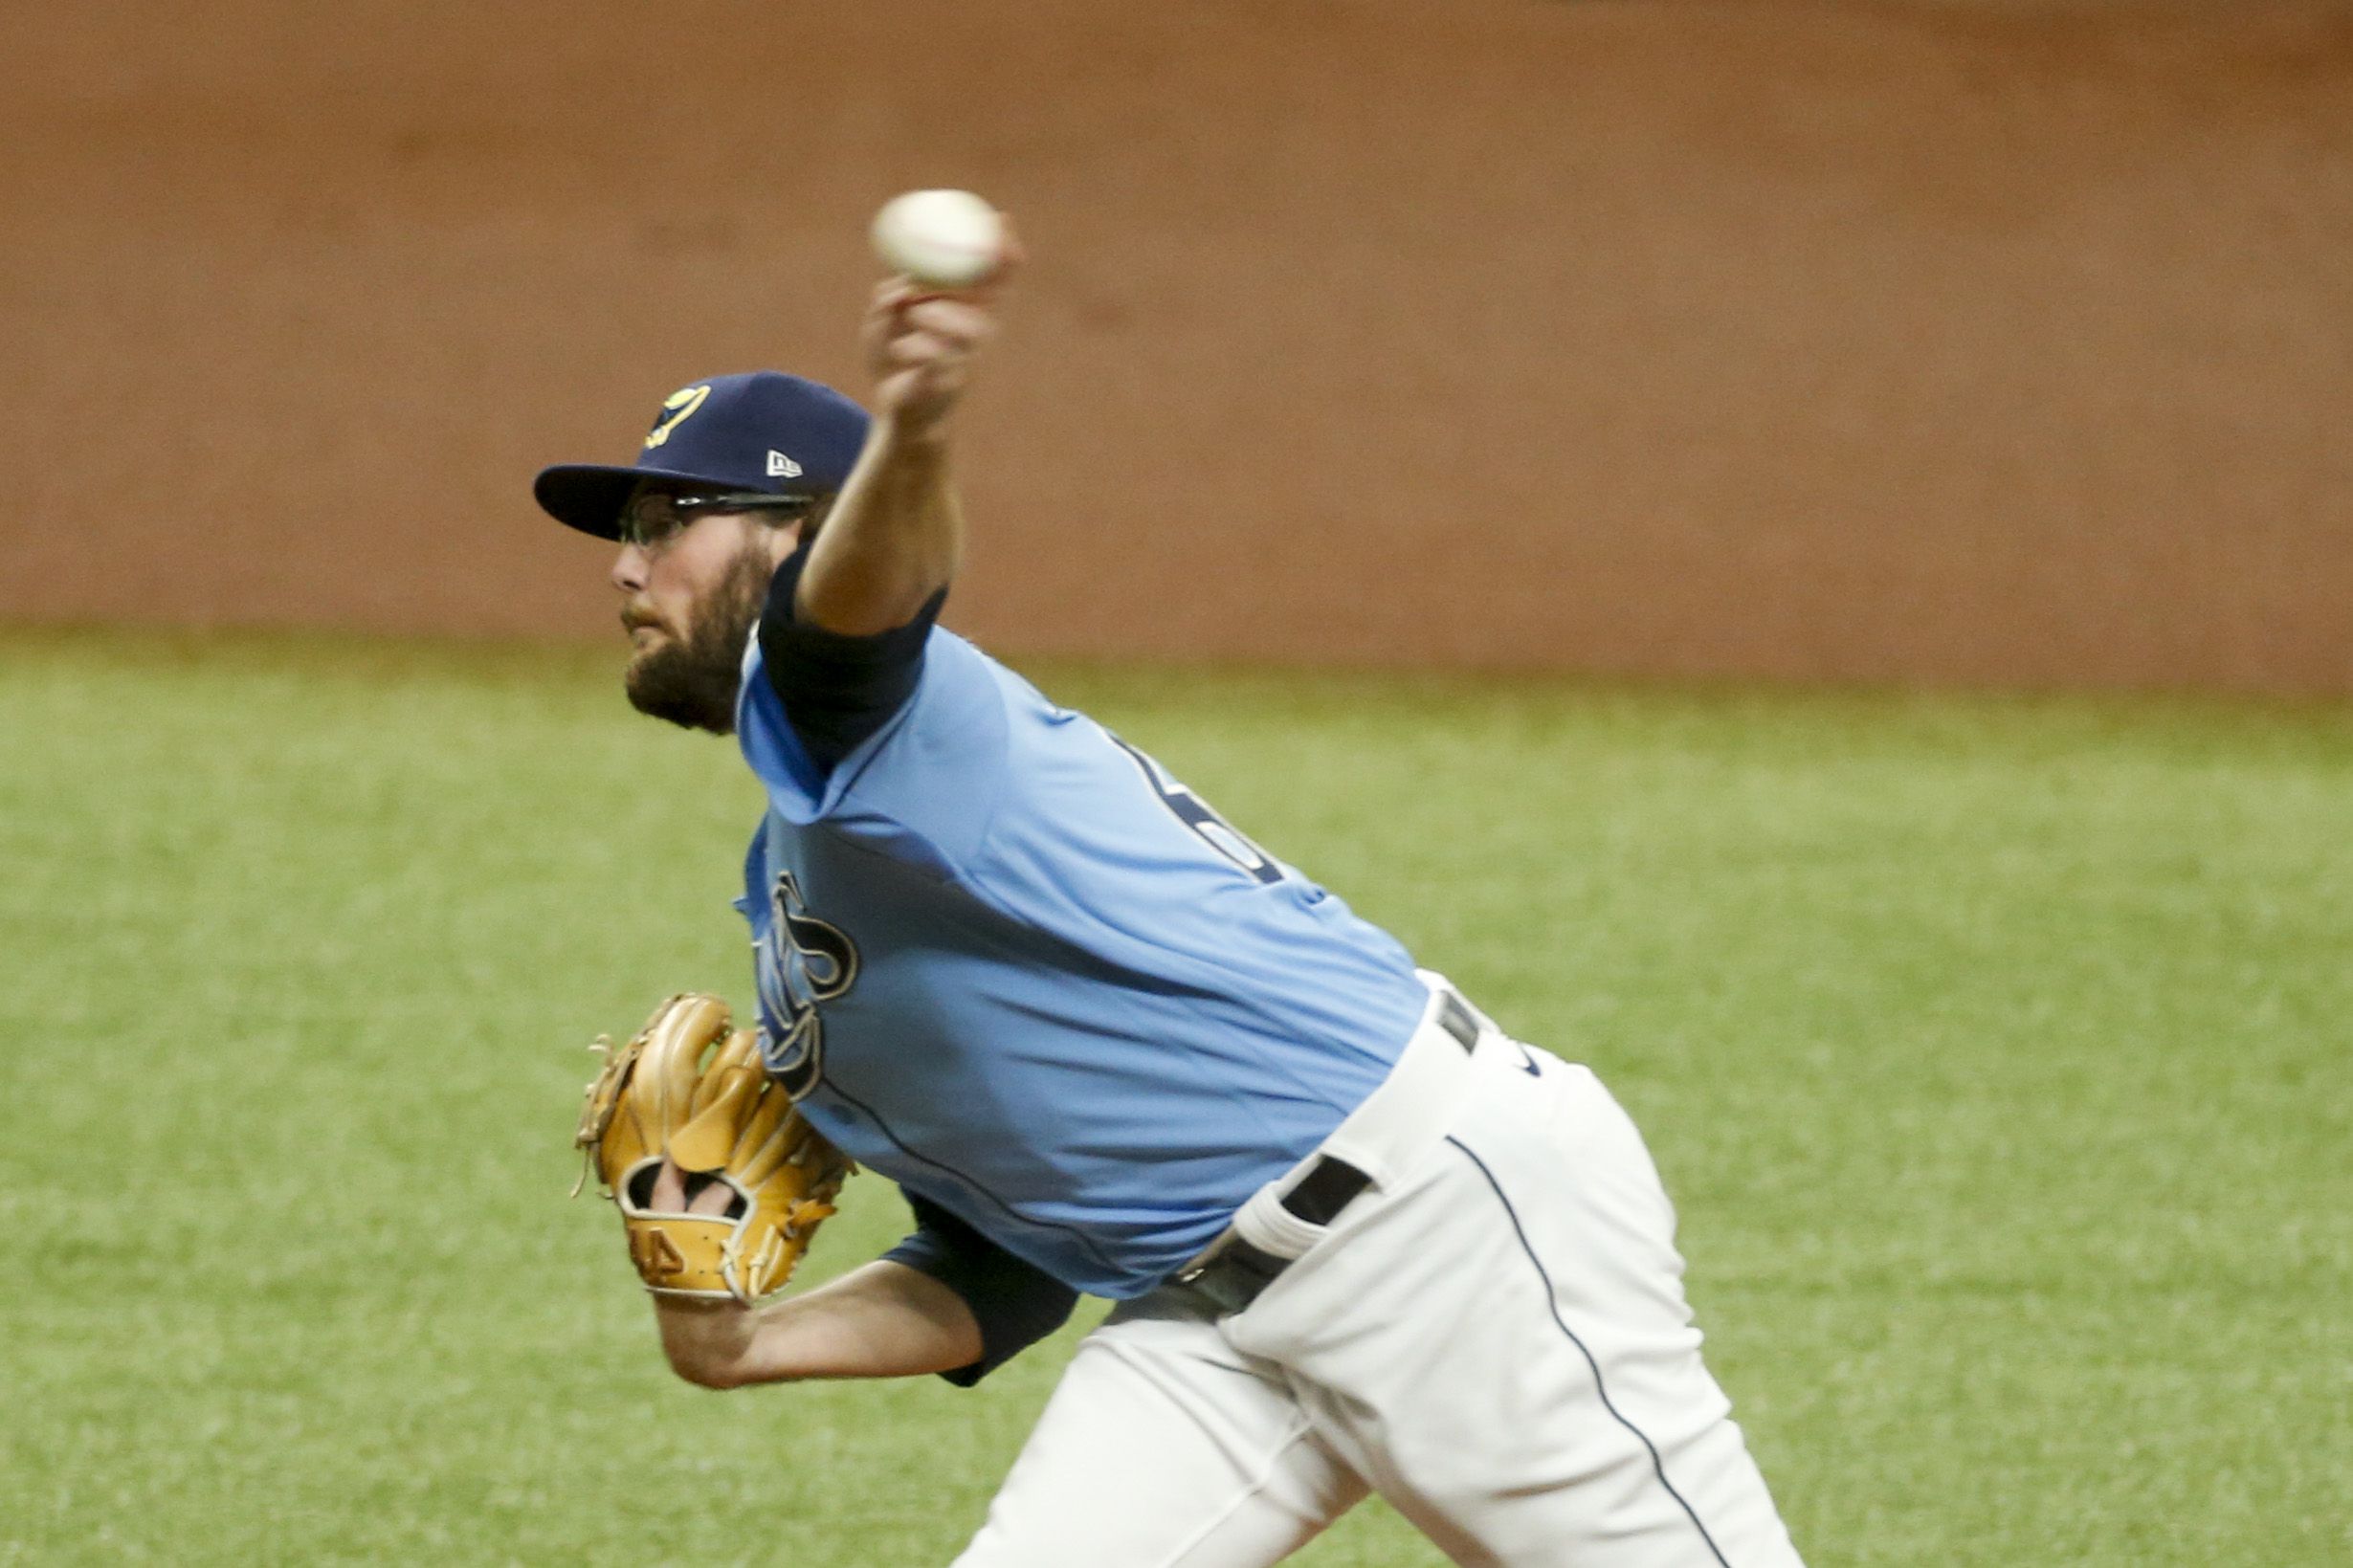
left=1437, top=988, right=1479, bottom=1051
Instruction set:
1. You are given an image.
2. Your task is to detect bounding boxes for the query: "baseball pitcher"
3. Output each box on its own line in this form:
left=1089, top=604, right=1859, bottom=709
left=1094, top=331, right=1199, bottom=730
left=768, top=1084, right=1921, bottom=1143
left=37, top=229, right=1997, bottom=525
left=538, top=234, right=1805, bottom=1566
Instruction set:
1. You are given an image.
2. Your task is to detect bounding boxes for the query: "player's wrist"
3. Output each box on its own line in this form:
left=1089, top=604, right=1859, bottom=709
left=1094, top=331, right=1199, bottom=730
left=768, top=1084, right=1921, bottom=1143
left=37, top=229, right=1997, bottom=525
left=874, top=404, right=959, bottom=452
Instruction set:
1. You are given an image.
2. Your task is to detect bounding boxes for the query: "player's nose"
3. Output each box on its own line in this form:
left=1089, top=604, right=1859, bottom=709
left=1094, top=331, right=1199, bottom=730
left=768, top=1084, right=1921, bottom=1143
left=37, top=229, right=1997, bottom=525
left=610, top=543, right=650, bottom=595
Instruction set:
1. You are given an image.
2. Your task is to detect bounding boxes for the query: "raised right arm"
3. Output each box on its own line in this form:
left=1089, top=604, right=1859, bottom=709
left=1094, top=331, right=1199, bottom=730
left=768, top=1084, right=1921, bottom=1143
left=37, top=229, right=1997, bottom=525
left=794, top=242, right=1016, bottom=638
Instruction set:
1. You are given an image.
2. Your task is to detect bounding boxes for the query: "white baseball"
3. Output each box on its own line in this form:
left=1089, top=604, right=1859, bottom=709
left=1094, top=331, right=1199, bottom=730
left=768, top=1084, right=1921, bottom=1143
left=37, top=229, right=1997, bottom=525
left=871, top=188, right=1007, bottom=289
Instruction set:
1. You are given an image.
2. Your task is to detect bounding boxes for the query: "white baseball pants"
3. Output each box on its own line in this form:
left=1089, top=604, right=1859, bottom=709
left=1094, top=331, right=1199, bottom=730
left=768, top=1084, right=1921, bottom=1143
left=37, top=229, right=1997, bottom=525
left=952, top=988, right=1805, bottom=1568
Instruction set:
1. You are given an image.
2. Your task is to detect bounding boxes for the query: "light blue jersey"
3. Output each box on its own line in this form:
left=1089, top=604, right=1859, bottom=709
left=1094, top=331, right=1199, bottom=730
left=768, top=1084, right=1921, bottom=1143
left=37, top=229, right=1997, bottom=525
left=731, top=628, right=1430, bottom=1297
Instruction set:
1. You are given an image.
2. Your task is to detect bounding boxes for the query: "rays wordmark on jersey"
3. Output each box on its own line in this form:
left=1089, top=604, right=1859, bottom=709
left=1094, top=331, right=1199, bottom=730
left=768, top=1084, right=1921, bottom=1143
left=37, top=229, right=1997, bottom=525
left=754, top=870, right=859, bottom=1099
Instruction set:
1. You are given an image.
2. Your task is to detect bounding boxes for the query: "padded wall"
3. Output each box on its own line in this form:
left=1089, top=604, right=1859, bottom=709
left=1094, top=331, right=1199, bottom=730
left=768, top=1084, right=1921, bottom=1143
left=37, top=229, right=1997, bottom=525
left=5, top=1, right=2347, bottom=692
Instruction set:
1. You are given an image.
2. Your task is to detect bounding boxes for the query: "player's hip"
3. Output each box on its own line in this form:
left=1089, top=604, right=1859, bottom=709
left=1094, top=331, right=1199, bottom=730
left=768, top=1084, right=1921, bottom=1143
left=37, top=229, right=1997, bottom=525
left=1167, top=972, right=1591, bottom=1314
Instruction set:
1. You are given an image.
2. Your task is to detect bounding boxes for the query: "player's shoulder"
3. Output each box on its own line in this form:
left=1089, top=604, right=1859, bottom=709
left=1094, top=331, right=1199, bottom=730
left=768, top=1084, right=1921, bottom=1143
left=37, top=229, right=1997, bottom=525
left=930, top=626, right=1090, bottom=718
left=737, top=621, right=1021, bottom=853
left=914, top=625, right=1084, bottom=739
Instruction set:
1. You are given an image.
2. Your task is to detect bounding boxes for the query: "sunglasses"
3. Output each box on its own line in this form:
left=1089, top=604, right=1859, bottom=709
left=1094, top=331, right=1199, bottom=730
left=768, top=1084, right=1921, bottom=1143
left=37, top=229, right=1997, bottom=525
left=616, top=490, right=815, bottom=549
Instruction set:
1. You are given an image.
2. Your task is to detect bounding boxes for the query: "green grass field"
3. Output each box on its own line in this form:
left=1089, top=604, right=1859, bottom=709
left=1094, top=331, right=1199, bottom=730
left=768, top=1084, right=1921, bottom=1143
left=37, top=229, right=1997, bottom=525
left=3, top=628, right=2346, bottom=1566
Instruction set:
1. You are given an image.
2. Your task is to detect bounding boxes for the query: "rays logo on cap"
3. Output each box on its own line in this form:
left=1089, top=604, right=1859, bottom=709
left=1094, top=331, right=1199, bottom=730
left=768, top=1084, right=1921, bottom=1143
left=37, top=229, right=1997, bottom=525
left=643, top=384, right=711, bottom=451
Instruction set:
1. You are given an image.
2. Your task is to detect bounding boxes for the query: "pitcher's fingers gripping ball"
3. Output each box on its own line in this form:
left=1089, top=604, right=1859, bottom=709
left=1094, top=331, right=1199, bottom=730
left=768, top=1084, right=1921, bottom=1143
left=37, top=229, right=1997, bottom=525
left=862, top=193, right=1020, bottom=432
left=860, top=280, right=1010, bottom=432
left=869, top=188, right=1010, bottom=289
left=573, top=994, right=855, bottom=1301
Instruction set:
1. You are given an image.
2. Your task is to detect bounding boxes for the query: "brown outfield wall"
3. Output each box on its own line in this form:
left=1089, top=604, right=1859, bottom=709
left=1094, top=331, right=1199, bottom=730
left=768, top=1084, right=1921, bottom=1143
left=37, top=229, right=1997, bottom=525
left=3, top=1, right=2348, bottom=694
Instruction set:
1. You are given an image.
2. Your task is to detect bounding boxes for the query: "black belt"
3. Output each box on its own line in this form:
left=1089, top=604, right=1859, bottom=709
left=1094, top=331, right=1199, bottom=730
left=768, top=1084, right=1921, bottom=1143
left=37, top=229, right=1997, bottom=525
left=1173, top=990, right=1480, bottom=1315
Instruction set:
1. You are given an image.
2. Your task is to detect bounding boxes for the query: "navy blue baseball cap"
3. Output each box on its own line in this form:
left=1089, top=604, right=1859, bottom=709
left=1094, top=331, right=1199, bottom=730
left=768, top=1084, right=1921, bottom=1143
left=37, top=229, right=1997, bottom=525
left=534, top=370, right=872, bottom=540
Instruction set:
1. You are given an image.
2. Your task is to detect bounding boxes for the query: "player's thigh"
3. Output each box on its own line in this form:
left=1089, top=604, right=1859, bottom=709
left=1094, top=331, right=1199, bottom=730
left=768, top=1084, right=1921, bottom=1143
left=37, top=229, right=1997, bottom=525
left=1228, top=1051, right=1803, bottom=1567
left=1415, top=1065, right=1800, bottom=1565
left=953, top=1291, right=1369, bottom=1568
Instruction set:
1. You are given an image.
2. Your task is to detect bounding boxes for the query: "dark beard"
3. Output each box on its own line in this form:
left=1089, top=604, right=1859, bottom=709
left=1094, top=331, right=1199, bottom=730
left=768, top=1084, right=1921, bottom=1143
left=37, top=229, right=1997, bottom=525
left=624, top=544, right=773, bottom=735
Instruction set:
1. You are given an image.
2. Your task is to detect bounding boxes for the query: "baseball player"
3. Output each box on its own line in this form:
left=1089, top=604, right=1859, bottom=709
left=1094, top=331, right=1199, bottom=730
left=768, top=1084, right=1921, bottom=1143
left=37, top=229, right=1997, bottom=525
left=537, top=254, right=1806, bottom=1566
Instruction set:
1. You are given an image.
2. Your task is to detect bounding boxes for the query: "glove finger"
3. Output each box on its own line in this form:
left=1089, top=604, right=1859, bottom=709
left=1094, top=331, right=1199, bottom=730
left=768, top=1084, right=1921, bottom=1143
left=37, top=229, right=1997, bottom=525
left=734, top=1086, right=809, bottom=1184
left=690, top=1029, right=760, bottom=1116
left=672, top=1061, right=764, bottom=1171
left=730, top=1079, right=791, bottom=1167
left=646, top=995, right=731, bottom=1134
left=733, top=1093, right=802, bottom=1188
left=634, top=1003, right=686, bottom=1130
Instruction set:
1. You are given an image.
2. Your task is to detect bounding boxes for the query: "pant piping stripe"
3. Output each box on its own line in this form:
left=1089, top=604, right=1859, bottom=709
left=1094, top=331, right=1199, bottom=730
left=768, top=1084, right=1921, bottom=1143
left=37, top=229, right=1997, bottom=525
left=1444, top=1135, right=1733, bottom=1568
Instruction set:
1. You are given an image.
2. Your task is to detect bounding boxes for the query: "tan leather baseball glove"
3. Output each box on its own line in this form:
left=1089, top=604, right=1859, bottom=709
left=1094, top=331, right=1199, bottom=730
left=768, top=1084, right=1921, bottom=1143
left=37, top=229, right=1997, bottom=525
left=573, top=993, right=854, bottom=1302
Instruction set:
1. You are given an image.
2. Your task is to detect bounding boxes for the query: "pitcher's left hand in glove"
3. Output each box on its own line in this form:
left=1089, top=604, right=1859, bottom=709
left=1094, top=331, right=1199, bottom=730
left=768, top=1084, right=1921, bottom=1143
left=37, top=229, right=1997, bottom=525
left=574, top=993, right=855, bottom=1302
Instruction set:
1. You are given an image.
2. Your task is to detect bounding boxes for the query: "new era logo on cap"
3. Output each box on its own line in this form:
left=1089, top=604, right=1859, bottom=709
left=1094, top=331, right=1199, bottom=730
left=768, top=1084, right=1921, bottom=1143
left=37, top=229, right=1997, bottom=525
left=532, top=370, right=873, bottom=541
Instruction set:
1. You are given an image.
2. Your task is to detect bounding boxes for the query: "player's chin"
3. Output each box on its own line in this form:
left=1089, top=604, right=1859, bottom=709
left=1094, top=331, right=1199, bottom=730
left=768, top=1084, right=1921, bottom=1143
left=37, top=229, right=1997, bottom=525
left=625, top=646, right=740, bottom=736
left=622, top=627, right=668, bottom=679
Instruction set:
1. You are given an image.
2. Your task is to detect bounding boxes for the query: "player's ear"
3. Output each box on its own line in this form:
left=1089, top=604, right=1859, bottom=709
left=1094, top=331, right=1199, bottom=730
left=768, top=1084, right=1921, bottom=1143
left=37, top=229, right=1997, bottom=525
left=755, top=516, right=806, bottom=568
left=795, top=495, right=838, bottom=549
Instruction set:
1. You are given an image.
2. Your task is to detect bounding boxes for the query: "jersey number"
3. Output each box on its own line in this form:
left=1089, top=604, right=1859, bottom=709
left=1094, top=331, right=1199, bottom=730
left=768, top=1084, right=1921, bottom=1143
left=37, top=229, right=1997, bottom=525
left=1108, top=734, right=1287, bottom=886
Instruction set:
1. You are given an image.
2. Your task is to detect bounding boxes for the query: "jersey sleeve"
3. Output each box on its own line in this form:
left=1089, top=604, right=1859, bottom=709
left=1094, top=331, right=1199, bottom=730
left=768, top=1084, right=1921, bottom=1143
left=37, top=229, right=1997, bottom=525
left=737, top=595, right=1013, bottom=874
left=756, top=544, right=947, bottom=772
left=883, top=1189, right=1081, bottom=1386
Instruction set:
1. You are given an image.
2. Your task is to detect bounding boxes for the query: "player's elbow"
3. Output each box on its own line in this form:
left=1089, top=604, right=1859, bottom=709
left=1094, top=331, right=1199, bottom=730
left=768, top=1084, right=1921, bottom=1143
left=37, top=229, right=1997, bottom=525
left=658, top=1327, right=814, bottom=1390
left=662, top=1339, right=751, bottom=1391
left=654, top=1305, right=767, bottom=1391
